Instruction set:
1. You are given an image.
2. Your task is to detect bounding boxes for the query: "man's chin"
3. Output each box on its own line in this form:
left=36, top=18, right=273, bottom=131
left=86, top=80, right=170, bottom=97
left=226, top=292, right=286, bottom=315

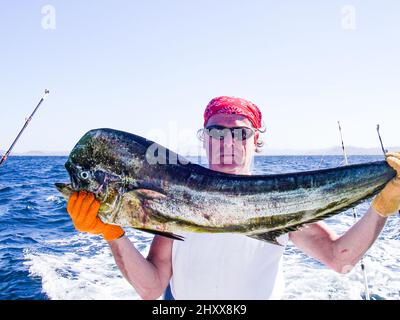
left=219, top=154, right=243, bottom=163
left=209, top=162, right=246, bottom=174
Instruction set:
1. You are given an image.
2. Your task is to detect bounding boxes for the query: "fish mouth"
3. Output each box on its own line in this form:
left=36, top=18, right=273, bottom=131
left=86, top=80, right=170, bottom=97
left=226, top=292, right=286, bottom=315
left=61, top=176, right=108, bottom=200
left=55, top=182, right=74, bottom=200
left=55, top=182, right=66, bottom=192
left=55, top=182, right=108, bottom=203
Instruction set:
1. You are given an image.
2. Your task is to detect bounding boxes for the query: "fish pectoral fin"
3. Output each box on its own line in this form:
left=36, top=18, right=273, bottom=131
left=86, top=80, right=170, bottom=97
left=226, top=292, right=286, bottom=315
left=134, top=188, right=167, bottom=200
left=134, top=228, right=185, bottom=241
left=247, top=226, right=298, bottom=246
left=248, top=209, right=345, bottom=246
left=247, top=232, right=283, bottom=246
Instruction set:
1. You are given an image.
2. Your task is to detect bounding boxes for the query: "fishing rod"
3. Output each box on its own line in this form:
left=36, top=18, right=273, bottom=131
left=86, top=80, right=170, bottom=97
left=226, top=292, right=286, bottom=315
left=376, top=125, right=388, bottom=157
left=337, top=121, right=370, bottom=300
left=0, top=89, right=50, bottom=168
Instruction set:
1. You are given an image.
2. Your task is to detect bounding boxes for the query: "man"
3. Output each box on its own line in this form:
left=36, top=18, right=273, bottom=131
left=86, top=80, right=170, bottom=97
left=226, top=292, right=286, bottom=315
left=67, top=96, right=400, bottom=299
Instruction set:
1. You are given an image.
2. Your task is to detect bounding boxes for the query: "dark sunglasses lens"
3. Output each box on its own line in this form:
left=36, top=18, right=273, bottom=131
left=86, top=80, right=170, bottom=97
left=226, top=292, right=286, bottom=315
left=205, top=127, right=228, bottom=140
left=233, top=128, right=254, bottom=140
left=205, top=126, right=255, bottom=140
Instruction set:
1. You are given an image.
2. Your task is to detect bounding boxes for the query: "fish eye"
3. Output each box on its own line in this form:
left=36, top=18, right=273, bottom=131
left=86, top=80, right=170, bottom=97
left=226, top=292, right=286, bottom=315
left=79, top=171, right=90, bottom=180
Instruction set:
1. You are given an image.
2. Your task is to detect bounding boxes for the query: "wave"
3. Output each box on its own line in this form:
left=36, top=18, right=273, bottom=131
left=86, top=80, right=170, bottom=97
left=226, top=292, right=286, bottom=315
left=23, top=232, right=150, bottom=300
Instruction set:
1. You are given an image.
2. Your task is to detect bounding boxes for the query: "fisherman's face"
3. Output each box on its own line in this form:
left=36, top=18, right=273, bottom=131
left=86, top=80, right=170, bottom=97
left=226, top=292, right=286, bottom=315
left=203, top=114, right=257, bottom=175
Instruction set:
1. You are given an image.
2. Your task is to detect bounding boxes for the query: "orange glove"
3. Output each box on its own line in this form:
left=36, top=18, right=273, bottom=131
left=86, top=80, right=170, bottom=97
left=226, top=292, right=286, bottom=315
left=372, top=152, right=400, bottom=217
left=67, top=190, right=125, bottom=241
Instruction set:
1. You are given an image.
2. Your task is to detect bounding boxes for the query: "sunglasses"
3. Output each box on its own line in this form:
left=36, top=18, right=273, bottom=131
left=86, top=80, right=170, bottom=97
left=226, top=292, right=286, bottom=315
left=204, top=125, right=256, bottom=141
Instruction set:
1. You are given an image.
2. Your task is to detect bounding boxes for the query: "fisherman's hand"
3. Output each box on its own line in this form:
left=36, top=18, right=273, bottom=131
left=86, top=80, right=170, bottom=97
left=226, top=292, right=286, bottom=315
left=372, top=152, right=400, bottom=217
left=67, top=191, right=125, bottom=241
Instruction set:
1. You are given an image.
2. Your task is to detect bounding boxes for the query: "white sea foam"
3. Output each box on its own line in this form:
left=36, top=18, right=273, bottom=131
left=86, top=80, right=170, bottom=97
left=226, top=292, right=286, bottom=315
left=24, top=231, right=152, bottom=300
left=45, top=196, right=58, bottom=202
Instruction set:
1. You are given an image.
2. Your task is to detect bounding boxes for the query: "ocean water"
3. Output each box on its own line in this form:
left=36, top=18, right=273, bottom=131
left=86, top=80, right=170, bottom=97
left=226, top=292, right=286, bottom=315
left=0, top=155, right=399, bottom=300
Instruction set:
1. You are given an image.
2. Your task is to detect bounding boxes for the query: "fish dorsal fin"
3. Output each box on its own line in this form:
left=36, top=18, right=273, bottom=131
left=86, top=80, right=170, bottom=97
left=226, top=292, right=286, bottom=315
left=134, top=228, right=185, bottom=241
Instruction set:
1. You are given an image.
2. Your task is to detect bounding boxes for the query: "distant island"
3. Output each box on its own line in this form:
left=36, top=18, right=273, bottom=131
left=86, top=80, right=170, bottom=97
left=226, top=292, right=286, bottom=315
left=2, top=145, right=398, bottom=157
left=179, top=145, right=399, bottom=156
left=257, top=146, right=399, bottom=156
left=0, top=150, right=69, bottom=156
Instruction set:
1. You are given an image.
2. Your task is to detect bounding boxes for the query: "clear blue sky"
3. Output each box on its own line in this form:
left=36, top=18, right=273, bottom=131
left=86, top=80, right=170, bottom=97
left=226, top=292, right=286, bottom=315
left=0, top=1, right=399, bottom=154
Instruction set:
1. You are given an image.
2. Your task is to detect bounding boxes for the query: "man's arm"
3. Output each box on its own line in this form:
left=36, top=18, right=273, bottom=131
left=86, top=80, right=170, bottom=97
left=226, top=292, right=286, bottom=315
left=66, top=191, right=174, bottom=300
left=108, top=235, right=173, bottom=300
left=289, top=206, right=386, bottom=273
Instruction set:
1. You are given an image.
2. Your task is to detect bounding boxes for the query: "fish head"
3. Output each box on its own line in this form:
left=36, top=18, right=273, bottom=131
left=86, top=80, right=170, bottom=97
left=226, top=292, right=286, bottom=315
left=63, top=159, right=120, bottom=201
left=55, top=128, right=146, bottom=203
left=55, top=128, right=174, bottom=227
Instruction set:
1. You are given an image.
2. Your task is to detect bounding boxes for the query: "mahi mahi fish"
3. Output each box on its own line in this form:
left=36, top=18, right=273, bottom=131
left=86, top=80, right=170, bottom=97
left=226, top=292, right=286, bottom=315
left=55, top=128, right=396, bottom=244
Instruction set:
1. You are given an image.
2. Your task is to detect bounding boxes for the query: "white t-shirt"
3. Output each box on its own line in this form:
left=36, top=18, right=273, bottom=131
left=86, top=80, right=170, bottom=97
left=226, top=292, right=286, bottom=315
left=170, top=232, right=288, bottom=300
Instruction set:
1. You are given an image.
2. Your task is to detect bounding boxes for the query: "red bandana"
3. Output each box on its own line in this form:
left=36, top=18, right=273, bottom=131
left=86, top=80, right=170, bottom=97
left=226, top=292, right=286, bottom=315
left=203, top=96, right=262, bottom=129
